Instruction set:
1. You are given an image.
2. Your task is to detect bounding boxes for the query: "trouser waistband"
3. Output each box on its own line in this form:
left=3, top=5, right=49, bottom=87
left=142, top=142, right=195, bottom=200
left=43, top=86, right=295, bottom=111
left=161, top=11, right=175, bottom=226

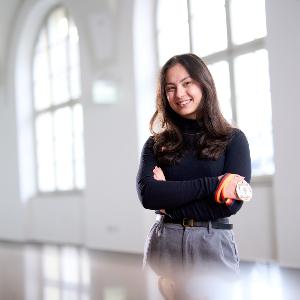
left=156, top=214, right=233, bottom=230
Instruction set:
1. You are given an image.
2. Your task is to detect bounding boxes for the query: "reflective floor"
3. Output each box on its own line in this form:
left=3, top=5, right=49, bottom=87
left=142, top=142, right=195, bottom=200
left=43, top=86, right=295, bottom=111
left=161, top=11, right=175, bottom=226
left=0, top=241, right=300, bottom=300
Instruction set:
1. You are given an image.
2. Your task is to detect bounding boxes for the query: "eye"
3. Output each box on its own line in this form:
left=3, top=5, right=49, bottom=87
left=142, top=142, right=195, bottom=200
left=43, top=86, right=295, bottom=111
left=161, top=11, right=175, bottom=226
left=166, top=86, right=175, bottom=92
left=183, top=81, right=192, bottom=87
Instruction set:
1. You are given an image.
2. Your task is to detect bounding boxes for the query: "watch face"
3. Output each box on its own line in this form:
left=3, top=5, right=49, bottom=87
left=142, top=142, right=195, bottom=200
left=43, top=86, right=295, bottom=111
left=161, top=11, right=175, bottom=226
left=236, top=180, right=252, bottom=202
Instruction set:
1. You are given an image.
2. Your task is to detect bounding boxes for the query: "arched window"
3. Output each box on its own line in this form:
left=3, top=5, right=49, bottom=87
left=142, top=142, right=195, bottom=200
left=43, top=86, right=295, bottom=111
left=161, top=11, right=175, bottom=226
left=32, top=7, right=85, bottom=192
left=156, top=0, right=274, bottom=177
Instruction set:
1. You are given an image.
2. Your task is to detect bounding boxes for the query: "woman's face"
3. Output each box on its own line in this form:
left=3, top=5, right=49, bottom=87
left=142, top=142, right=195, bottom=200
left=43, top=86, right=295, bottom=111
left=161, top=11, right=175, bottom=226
left=165, top=63, right=203, bottom=120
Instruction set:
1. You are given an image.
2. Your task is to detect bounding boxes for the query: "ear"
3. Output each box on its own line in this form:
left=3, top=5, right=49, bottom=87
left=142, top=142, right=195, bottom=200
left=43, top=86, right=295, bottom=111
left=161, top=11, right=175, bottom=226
left=158, top=277, right=176, bottom=300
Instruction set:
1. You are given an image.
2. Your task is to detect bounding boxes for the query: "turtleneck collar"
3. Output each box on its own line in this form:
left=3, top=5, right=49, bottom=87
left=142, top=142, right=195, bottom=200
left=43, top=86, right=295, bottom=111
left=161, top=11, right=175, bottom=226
left=172, top=114, right=203, bottom=134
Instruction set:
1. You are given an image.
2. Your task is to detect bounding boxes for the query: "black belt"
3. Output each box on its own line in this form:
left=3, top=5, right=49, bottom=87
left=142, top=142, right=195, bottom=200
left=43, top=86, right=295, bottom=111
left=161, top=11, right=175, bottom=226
left=159, top=215, right=233, bottom=230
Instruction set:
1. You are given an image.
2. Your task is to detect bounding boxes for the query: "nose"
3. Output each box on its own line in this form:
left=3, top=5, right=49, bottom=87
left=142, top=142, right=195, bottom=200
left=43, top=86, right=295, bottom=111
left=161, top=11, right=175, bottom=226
left=176, top=85, right=185, bottom=99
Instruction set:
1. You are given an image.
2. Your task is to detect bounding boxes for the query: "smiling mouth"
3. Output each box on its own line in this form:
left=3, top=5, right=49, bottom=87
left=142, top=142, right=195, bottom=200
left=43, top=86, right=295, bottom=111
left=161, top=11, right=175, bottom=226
left=177, top=99, right=192, bottom=107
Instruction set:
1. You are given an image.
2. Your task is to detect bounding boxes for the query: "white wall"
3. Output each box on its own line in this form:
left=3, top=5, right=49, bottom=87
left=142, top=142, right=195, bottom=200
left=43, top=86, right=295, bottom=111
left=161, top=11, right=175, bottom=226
left=83, top=0, right=145, bottom=252
left=0, top=0, right=299, bottom=266
left=133, top=0, right=159, bottom=236
left=0, top=106, right=23, bottom=240
left=233, top=181, right=276, bottom=262
left=266, top=0, right=300, bottom=268
left=0, top=0, right=24, bottom=241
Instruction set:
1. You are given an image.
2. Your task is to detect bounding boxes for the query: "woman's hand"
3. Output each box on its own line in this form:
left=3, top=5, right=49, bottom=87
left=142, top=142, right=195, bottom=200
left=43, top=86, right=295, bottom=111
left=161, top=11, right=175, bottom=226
left=153, top=166, right=166, bottom=181
left=221, top=174, right=245, bottom=200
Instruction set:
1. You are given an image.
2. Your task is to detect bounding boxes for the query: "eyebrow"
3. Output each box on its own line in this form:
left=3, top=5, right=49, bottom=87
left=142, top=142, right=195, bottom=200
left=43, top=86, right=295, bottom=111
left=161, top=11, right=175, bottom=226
left=165, top=76, right=191, bottom=86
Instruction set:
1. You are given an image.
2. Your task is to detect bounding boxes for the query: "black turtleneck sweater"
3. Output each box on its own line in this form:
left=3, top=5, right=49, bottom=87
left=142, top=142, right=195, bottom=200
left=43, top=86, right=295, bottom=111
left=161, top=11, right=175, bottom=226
left=136, top=117, right=251, bottom=221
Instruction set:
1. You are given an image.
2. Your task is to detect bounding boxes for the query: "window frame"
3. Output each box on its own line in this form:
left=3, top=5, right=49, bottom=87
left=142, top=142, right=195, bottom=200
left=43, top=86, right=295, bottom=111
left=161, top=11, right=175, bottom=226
left=155, top=0, right=273, bottom=181
left=31, top=6, right=85, bottom=195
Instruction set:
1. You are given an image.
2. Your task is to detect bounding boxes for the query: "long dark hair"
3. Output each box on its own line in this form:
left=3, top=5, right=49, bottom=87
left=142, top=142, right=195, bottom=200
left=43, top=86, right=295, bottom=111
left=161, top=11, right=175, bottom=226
left=150, top=53, right=233, bottom=165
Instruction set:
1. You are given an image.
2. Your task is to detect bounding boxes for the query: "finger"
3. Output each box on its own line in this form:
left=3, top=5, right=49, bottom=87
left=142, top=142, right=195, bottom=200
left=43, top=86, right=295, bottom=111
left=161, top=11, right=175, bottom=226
left=157, top=167, right=164, bottom=175
left=154, top=173, right=163, bottom=180
left=155, top=170, right=163, bottom=177
left=153, top=168, right=160, bottom=174
left=156, top=170, right=163, bottom=177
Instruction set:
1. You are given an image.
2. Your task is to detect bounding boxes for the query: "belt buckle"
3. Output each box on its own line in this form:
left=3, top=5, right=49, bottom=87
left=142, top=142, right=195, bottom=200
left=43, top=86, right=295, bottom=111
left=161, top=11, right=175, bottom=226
left=182, top=218, right=194, bottom=227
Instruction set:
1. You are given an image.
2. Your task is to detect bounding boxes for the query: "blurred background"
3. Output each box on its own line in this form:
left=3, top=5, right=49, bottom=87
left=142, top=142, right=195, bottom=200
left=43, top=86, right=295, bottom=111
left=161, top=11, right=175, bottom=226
left=0, top=0, right=299, bottom=299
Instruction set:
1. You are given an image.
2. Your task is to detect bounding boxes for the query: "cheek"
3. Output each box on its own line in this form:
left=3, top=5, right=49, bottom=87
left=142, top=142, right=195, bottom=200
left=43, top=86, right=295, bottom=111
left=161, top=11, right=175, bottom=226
left=192, top=88, right=203, bottom=101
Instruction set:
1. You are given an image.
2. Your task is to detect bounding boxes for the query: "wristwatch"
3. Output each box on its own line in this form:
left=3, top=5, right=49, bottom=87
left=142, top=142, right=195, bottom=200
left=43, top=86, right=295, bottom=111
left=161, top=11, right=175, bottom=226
left=236, top=180, right=252, bottom=202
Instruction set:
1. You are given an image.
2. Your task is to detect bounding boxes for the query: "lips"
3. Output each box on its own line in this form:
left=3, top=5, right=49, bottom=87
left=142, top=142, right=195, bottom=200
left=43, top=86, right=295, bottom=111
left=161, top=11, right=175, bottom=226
left=177, top=99, right=192, bottom=107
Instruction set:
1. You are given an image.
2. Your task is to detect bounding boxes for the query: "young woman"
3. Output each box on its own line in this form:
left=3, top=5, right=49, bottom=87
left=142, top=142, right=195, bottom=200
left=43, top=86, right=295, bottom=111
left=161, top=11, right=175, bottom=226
left=136, top=53, right=251, bottom=275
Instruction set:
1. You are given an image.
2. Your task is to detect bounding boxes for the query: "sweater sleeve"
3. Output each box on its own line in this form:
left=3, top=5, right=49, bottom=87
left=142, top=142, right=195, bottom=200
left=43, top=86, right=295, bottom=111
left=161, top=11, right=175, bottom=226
left=136, top=137, right=219, bottom=210
left=165, top=129, right=251, bottom=220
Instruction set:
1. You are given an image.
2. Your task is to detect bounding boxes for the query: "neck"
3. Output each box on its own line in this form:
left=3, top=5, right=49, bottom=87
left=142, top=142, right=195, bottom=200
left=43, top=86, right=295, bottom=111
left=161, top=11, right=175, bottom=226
left=172, top=114, right=203, bottom=134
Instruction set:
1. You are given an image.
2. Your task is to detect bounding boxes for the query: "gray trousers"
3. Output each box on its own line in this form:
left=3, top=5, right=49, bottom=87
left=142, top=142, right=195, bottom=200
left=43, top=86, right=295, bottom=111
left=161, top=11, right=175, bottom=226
left=144, top=215, right=239, bottom=276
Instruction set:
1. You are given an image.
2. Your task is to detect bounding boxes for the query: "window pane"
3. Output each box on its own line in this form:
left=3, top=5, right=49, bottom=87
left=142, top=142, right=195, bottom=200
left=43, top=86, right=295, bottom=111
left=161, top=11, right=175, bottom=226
left=33, top=78, right=51, bottom=111
left=157, top=0, right=190, bottom=65
left=33, top=51, right=49, bottom=81
left=208, top=61, right=232, bottom=122
left=55, top=163, right=73, bottom=191
left=69, top=20, right=80, bottom=68
left=53, top=107, right=74, bottom=190
left=157, top=30, right=190, bottom=66
left=69, top=20, right=79, bottom=44
left=37, top=166, right=55, bottom=192
left=69, top=39, right=79, bottom=68
left=52, top=73, right=69, bottom=105
left=69, top=19, right=81, bottom=100
left=157, top=0, right=188, bottom=30
left=70, top=67, right=81, bottom=99
left=33, top=50, right=52, bottom=110
left=231, top=0, right=267, bottom=45
left=35, top=29, right=47, bottom=53
left=73, top=109, right=84, bottom=161
left=35, top=113, right=55, bottom=192
left=73, top=104, right=83, bottom=135
left=190, top=0, right=227, bottom=56
left=234, top=50, right=274, bottom=175
left=49, top=42, right=67, bottom=76
left=48, top=8, right=68, bottom=46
